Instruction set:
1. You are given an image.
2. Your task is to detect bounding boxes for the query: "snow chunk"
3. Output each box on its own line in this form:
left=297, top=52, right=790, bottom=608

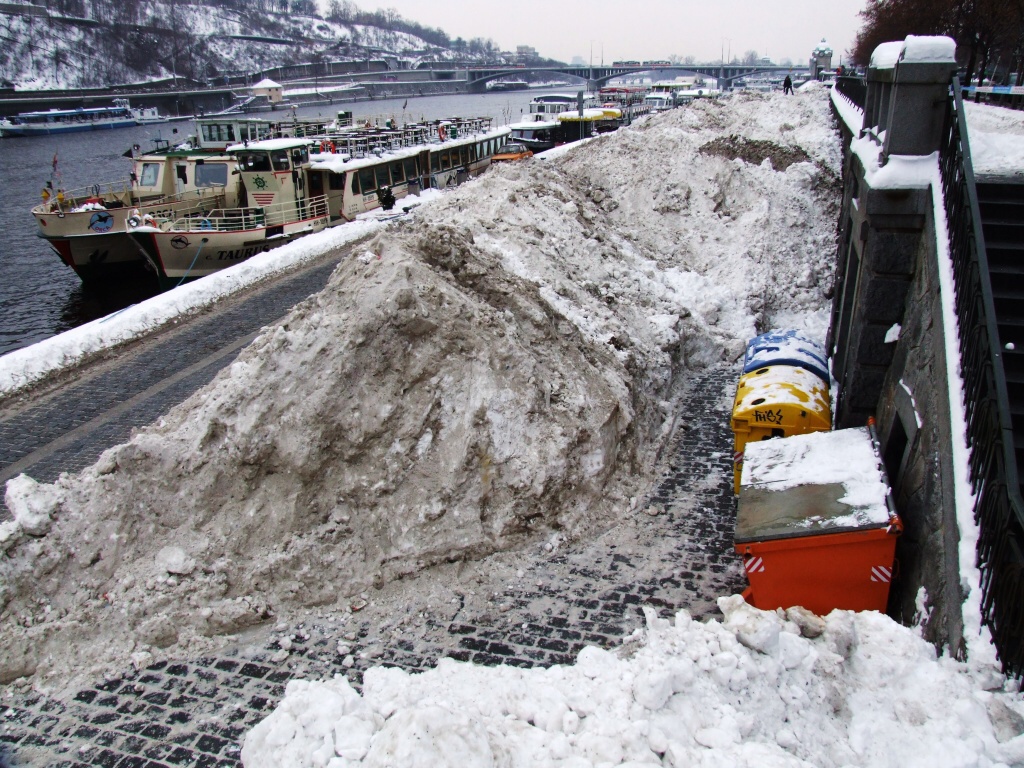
left=4, top=474, right=60, bottom=536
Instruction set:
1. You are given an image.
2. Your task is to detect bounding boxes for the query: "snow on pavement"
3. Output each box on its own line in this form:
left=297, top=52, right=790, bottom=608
left=243, top=598, right=1024, bottom=768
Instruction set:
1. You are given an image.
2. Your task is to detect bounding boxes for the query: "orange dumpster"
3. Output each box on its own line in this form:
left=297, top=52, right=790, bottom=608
left=730, top=365, right=831, bottom=494
left=735, top=426, right=901, bottom=615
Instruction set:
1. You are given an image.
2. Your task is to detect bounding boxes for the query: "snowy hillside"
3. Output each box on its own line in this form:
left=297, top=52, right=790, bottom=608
left=0, top=0, right=498, bottom=89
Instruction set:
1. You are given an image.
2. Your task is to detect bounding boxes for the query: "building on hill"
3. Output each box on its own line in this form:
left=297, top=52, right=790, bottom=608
left=251, top=78, right=283, bottom=104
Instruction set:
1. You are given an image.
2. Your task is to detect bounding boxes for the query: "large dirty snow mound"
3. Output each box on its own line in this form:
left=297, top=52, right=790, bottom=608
left=0, top=89, right=841, bottom=691
left=242, top=598, right=1024, bottom=768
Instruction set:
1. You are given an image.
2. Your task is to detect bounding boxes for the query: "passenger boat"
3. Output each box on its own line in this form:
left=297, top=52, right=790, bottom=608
left=508, top=107, right=621, bottom=154
left=488, top=80, right=529, bottom=92
left=507, top=120, right=561, bottom=153
left=527, top=93, right=599, bottom=121
left=0, top=98, right=164, bottom=137
left=128, top=117, right=510, bottom=288
left=32, top=117, right=275, bottom=285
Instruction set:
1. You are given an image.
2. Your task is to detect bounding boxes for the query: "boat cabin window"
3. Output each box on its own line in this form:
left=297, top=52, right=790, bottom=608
left=390, top=162, right=404, bottom=184
left=201, top=123, right=236, bottom=143
left=440, top=151, right=452, bottom=171
left=403, top=158, right=418, bottom=180
left=139, top=163, right=161, bottom=187
left=329, top=171, right=346, bottom=191
left=271, top=150, right=290, bottom=172
left=350, top=172, right=360, bottom=194
left=430, top=153, right=440, bottom=173
left=375, top=165, right=390, bottom=189
left=290, top=146, right=309, bottom=165
left=195, top=163, right=228, bottom=187
left=359, top=167, right=376, bottom=193
left=238, top=153, right=272, bottom=172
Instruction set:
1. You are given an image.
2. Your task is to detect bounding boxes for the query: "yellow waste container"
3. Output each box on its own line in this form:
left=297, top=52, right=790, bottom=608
left=731, top=365, right=832, bottom=493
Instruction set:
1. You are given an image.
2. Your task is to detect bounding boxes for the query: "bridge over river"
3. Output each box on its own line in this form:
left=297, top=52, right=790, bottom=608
left=463, top=63, right=810, bottom=92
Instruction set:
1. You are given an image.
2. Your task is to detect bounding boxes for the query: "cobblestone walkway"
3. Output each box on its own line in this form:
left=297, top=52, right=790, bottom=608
left=0, top=246, right=361, bottom=522
left=1, top=363, right=746, bottom=767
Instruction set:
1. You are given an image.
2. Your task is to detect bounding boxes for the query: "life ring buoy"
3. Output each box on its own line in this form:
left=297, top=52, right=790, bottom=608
left=199, top=218, right=213, bottom=230
left=328, top=141, right=336, bottom=153
left=127, top=215, right=142, bottom=228
left=438, top=125, right=446, bottom=141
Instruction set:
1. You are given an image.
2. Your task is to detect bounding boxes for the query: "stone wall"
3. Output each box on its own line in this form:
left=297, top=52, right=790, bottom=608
left=828, top=36, right=963, bottom=653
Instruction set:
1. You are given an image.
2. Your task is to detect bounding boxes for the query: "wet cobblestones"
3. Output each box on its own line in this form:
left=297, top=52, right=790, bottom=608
left=1, top=363, right=746, bottom=767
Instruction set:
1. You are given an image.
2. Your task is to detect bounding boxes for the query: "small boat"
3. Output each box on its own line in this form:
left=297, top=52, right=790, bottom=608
left=508, top=120, right=561, bottom=153
left=488, top=80, right=530, bottom=92
left=128, top=117, right=511, bottom=288
left=0, top=98, right=164, bottom=137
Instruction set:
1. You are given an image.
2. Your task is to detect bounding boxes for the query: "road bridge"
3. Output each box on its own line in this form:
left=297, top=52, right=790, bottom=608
left=463, top=63, right=809, bottom=92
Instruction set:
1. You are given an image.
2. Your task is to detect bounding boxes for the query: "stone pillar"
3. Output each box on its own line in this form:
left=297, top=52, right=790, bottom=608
left=861, top=40, right=901, bottom=139
left=882, top=38, right=957, bottom=160
left=831, top=36, right=956, bottom=429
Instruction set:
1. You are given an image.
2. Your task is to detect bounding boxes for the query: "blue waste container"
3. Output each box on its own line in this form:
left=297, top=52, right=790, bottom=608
left=742, top=330, right=829, bottom=383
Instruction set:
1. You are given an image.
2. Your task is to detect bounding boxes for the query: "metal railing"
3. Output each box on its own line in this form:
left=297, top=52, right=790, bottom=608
left=163, top=194, right=328, bottom=232
left=34, top=182, right=227, bottom=215
left=835, top=76, right=867, bottom=110
left=939, top=76, right=1024, bottom=676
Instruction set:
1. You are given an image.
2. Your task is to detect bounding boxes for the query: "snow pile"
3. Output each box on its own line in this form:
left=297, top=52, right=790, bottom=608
left=0, top=89, right=841, bottom=690
left=964, top=101, right=1024, bottom=180
left=242, top=598, right=1024, bottom=768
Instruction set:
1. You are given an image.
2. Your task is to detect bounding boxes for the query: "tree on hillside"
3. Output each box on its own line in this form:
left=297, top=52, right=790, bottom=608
left=742, top=50, right=760, bottom=65
left=852, top=0, right=1024, bottom=86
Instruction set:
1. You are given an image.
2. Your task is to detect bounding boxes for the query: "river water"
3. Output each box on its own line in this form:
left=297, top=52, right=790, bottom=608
left=0, top=88, right=564, bottom=357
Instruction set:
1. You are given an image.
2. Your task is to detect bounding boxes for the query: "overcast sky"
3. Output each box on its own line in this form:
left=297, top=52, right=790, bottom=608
left=354, top=0, right=867, bottom=65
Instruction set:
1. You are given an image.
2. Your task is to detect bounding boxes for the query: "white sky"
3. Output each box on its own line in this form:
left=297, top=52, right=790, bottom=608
left=355, top=0, right=866, bottom=65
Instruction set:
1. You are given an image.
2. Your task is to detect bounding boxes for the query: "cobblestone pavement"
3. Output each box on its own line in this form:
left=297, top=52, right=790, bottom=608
left=0, top=244, right=364, bottom=522
left=0, top=361, right=747, bottom=767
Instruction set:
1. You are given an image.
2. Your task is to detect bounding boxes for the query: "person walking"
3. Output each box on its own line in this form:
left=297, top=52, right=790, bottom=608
left=783, top=75, right=794, bottom=95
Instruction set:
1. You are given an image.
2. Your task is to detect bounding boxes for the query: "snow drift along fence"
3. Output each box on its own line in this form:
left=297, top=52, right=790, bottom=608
left=939, top=76, right=1024, bottom=677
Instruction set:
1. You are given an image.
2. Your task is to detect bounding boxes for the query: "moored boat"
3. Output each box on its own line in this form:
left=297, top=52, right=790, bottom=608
left=0, top=99, right=164, bottom=137
left=128, top=117, right=511, bottom=288
left=32, top=116, right=275, bottom=285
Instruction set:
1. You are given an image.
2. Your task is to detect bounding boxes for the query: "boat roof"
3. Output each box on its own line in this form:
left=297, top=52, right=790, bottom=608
left=226, top=137, right=315, bottom=152
left=530, top=93, right=588, bottom=102
left=558, top=108, right=620, bottom=121
left=309, top=126, right=510, bottom=173
left=509, top=120, right=560, bottom=130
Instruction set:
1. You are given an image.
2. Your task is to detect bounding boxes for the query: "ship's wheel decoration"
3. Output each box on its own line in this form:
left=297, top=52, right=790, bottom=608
left=252, top=175, right=268, bottom=190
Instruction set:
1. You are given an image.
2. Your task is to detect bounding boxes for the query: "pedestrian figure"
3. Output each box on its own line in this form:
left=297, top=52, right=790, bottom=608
left=783, top=75, right=794, bottom=95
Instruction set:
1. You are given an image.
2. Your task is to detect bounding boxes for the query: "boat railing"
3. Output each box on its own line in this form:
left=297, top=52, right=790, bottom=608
left=163, top=194, right=329, bottom=232
left=311, top=117, right=498, bottom=158
left=36, top=183, right=227, bottom=215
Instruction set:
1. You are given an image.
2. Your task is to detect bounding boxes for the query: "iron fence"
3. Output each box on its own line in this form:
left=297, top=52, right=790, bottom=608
left=939, top=76, right=1024, bottom=676
left=835, top=76, right=867, bottom=110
